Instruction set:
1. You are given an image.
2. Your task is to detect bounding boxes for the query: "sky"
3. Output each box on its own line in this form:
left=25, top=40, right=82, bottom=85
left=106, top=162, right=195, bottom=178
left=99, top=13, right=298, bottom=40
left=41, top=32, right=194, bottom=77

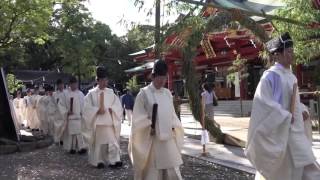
left=84, top=0, right=179, bottom=36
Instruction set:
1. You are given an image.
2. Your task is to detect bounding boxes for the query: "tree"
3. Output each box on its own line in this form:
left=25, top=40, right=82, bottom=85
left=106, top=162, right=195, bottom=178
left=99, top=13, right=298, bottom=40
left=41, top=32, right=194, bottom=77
left=126, top=76, right=140, bottom=96
left=274, top=0, right=320, bottom=64
left=127, top=25, right=155, bottom=50
left=0, top=0, right=53, bottom=49
left=6, top=74, right=24, bottom=94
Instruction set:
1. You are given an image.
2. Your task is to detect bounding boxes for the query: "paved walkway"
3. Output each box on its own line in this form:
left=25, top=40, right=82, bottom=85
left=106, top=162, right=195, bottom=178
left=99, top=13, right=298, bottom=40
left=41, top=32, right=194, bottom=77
left=122, top=104, right=320, bottom=174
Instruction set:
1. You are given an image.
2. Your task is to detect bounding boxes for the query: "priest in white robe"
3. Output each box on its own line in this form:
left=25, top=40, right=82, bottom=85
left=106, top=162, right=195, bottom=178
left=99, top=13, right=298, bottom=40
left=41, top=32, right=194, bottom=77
left=82, top=66, right=123, bottom=169
left=53, top=79, right=67, bottom=144
left=29, top=87, right=41, bottom=130
left=13, top=90, right=25, bottom=127
left=38, top=85, right=57, bottom=136
left=246, top=32, right=320, bottom=180
left=37, top=92, right=49, bottom=135
left=58, top=77, right=87, bottom=154
left=129, top=60, right=184, bottom=180
left=24, top=89, right=34, bottom=129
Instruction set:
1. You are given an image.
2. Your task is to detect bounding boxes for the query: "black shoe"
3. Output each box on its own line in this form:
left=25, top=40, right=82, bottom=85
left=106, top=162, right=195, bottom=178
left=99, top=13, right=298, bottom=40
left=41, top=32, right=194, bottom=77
left=78, top=149, right=87, bottom=155
left=109, top=161, right=122, bottom=169
left=60, top=141, right=63, bottom=145
left=69, top=149, right=76, bottom=154
left=97, top=163, right=105, bottom=169
left=115, top=161, right=123, bottom=167
left=108, top=164, right=118, bottom=169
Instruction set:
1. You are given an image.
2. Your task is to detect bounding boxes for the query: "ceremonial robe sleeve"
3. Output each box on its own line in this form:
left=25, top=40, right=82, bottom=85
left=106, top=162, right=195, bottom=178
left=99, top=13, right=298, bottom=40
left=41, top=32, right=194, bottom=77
left=82, top=92, right=99, bottom=145
left=128, top=90, right=153, bottom=171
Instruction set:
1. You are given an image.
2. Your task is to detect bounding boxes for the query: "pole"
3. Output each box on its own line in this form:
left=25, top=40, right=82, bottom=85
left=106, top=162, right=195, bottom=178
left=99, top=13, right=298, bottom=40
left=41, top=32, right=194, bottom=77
left=155, top=0, right=161, bottom=59
left=239, top=72, right=243, bottom=117
left=77, top=58, right=81, bottom=90
left=318, top=91, right=320, bottom=134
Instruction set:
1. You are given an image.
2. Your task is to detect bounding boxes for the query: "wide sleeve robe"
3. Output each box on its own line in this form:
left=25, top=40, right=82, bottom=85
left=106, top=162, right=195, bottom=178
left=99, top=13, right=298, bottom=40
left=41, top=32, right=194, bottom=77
left=245, top=71, right=292, bottom=178
left=82, top=88, right=123, bottom=154
left=128, top=87, right=184, bottom=173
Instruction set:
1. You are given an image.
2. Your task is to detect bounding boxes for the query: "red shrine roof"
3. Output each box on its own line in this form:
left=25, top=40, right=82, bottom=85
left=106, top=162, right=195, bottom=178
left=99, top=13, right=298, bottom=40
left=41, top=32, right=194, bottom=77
left=127, top=4, right=276, bottom=73
left=129, top=22, right=273, bottom=66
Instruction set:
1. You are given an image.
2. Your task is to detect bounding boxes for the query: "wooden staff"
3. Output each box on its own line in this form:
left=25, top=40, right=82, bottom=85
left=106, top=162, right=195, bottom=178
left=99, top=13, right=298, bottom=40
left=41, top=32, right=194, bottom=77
left=70, top=97, right=74, bottom=114
left=150, top=104, right=158, bottom=136
left=290, top=83, right=298, bottom=124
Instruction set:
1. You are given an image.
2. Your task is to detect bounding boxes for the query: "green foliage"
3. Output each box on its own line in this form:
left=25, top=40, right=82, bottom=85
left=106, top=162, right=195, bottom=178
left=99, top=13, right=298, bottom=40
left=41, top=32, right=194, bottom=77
left=127, top=25, right=155, bottom=50
left=1, top=0, right=137, bottom=86
left=126, top=76, right=140, bottom=96
left=0, top=0, right=53, bottom=48
left=227, top=55, right=248, bottom=84
left=274, top=0, right=320, bottom=64
left=6, top=74, right=24, bottom=94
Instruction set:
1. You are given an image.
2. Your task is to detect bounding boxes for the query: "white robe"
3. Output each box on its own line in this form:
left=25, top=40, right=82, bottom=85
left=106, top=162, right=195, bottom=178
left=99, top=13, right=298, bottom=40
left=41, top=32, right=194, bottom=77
left=29, top=94, right=41, bottom=129
left=24, top=95, right=34, bottom=128
left=13, top=97, right=25, bottom=126
left=37, top=96, right=49, bottom=134
left=82, top=87, right=123, bottom=166
left=37, top=95, right=57, bottom=136
left=53, top=90, right=67, bottom=143
left=246, top=64, right=320, bottom=180
left=58, top=89, right=86, bottom=151
left=129, top=83, right=184, bottom=180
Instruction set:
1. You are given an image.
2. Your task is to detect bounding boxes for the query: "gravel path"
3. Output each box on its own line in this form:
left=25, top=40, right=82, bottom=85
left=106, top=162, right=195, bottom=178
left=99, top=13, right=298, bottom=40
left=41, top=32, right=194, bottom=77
left=0, top=138, right=254, bottom=180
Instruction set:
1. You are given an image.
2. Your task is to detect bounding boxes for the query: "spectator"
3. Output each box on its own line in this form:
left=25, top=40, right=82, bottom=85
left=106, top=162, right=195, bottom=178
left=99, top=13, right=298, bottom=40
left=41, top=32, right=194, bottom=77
left=201, top=83, right=217, bottom=121
left=121, top=89, right=134, bottom=126
left=172, top=91, right=182, bottom=120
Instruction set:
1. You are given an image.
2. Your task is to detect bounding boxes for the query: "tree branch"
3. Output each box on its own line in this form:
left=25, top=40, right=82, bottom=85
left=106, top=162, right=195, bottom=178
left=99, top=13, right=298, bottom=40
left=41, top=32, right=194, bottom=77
left=176, top=0, right=307, bottom=27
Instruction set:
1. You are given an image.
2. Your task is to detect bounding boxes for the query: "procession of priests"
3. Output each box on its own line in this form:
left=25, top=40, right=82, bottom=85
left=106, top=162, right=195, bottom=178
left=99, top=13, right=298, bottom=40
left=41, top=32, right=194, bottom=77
left=9, top=33, right=320, bottom=180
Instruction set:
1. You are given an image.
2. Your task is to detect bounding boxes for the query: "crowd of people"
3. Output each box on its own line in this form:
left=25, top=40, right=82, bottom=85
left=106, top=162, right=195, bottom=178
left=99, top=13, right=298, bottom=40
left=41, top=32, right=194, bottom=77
left=8, top=32, right=320, bottom=180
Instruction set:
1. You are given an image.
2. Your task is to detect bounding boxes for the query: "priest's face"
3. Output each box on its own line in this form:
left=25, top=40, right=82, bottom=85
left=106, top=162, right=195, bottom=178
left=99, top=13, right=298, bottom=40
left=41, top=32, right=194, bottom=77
left=47, top=91, right=53, bottom=96
left=70, top=82, right=78, bottom=91
left=276, top=47, right=294, bottom=68
left=283, top=47, right=294, bottom=65
left=97, top=78, right=108, bottom=89
left=57, top=83, right=64, bottom=91
left=152, top=75, right=167, bottom=89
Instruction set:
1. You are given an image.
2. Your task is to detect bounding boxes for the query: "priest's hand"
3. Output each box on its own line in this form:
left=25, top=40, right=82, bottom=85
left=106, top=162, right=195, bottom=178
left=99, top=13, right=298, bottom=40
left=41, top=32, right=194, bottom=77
left=302, top=111, right=309, bottom=121
left=97, top=108, right=105, bottom=115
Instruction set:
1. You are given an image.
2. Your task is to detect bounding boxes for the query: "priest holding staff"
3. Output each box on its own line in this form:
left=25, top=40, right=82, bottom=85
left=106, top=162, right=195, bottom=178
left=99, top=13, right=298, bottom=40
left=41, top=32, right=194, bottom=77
left=129, top=60, right=184, bottom=180
left=58, top=77, right=87, bottom=154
